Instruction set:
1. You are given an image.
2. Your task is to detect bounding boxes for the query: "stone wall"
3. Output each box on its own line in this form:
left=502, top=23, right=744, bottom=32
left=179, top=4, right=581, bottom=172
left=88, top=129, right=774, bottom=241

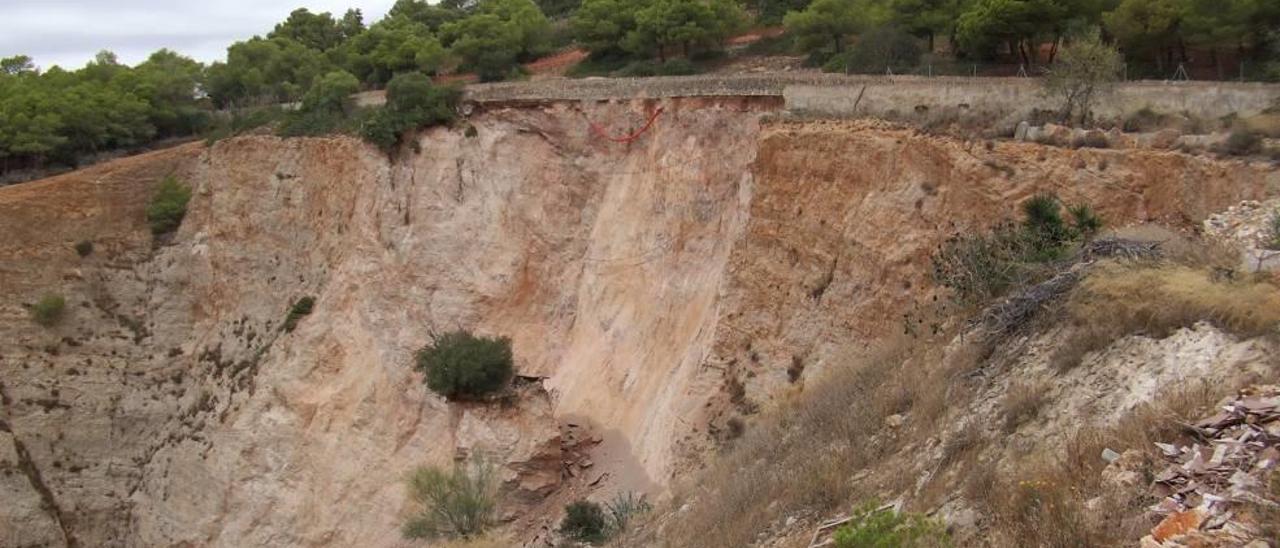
left=372, top=74, right=1280, bottom=124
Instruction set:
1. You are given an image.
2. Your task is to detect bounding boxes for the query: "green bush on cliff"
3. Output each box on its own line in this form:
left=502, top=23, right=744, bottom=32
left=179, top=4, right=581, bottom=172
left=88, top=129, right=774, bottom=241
left=931, top=195, right=1103, bottom=304
left=415, top=330, right=513, bottom=400
left=146, top=175, right=192, bottom=236
left=560, top=500, right=609, bottom=543
left=359, top=73, right=459, bottom=152
left=30, top=293, right=67, bottom=327
left=282, top=296, right=315, bottom=332
left=402, top=458, right=497, bottom=539
left=832, top=500, right=950, bottom=548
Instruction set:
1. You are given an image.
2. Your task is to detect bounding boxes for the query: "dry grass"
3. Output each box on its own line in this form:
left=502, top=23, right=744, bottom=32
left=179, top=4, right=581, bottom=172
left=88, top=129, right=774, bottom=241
left=434, top=534, right=512, bottom=548
left=651, top=337, right=959, bottom=548
left=971, top=379, right=1244, bottom=547
left=1001, top=381, right=1050, bottom=433
left=1050, top=262, right=1280, bottom=371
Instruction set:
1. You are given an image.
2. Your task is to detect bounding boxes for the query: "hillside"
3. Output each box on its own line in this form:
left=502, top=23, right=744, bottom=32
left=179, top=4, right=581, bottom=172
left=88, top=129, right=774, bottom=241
left=2, top=97, right=1279, bottom=547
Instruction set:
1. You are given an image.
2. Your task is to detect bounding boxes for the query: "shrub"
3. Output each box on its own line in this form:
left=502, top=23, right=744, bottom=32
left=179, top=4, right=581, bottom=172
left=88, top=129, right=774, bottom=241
left=932, top=196, right=1102, bottom=304
left=831, top=500, right=950, bottom=548
left=1122, top=107, right=1169, bottom=132
left=31, top=294, right=67, bottom=327
left=74, top=240, right=93, bottom=257
left=1221, top=127, right=1262, bottom=156
left=403, top=458, right=497, bottom=539
left=1266, top=211, right=1280, bottom=251
left=617, top=60, right=659, bottom=77
left=146, top=175, right=192, bottom=236
left=1001, top=381, right=1050, bottom=433
left=299, top=70, right=360, bottom=114
left=282, top=296, right=315, bottom=333
left=822, top=27, right=922, bottom=74
left=560, top=500, right=608, bottom=543
left=657, top=59, right=698, bottom=76
left=358, top=73, right=459, bottom=152
left=605, top=491, right=651, bottom=532
left=415, top=330, right=514, bottom=400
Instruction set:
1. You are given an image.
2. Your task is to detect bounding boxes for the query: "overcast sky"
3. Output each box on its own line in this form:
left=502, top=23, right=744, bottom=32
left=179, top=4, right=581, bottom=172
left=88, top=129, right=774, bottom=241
left=0, top=0, right=399, bottom=70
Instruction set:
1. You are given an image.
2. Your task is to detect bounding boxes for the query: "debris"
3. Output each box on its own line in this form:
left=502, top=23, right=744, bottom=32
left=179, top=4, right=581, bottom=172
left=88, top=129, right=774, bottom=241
left=1102, top=448, right=1122, bottom=463
left=1141, top=385, right=1280, bottom=546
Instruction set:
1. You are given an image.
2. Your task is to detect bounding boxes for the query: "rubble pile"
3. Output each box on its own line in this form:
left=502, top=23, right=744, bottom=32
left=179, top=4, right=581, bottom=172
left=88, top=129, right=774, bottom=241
left=1140, top=386, right=1280, bottom=547
left=1203, top=199, right=1280, bottom=273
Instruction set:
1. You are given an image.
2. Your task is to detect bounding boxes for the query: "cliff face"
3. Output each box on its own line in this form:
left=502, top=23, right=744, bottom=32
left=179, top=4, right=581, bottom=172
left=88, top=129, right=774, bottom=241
left=1, top=103, right=1277, bottom=546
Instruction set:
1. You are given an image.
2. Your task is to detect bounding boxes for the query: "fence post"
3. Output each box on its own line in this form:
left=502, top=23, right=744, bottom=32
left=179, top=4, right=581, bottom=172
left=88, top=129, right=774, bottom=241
left=972, top=64, right=976, bottom=77
left=1240, top=61, right=1245, bottom=82
left=1123, top=64, right=1127, bottom=82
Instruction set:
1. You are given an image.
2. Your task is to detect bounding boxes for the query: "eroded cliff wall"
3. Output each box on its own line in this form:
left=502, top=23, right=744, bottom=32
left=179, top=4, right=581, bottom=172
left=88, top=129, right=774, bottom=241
left=1, top=102, right=1276, bottom=547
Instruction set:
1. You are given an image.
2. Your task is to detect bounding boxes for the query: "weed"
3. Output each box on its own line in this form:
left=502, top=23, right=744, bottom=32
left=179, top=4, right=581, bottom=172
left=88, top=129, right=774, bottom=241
left=146, top=175, right=192, bottom=236
left=31, top=294, right=67, bottom=327
left=560, top=500, right=608, bottom=544
left=74, top=240, right=93, bottom=257
left=1001, top=381, right=1050, bottom=433
left=402, top=458, right=497, bottom=539
left=282, top=296, right=315, bottom=333
left=831, top=500, right=950, bottom=548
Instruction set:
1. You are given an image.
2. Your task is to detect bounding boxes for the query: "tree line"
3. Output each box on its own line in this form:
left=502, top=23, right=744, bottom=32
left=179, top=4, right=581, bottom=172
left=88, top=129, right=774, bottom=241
left=2, top=0, right=1278, bottom=174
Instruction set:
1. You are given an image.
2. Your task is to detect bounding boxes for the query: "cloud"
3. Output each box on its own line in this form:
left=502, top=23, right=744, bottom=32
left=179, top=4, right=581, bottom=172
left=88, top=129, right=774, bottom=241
left=0, top=0, right=396, bottom=69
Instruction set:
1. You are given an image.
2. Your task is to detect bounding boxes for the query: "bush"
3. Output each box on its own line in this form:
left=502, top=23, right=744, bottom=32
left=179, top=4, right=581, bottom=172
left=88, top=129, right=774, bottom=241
left=657, top=59, right=698, bottom=76
left=1221, top=127, right=1262, bottom=156
left=560, top=500, right=608, bottom=543
left=358, top=73, right=459, bottom=152
left=617, top=60, right=659, bottom=77
left=282, top=296, right=315, bottom=333
left=146, top=175, right=192, bottom=236
left=30, top=294, right=67, bottom=327
left=822, top=27, right=922, bottom=74
left=415, top=330, right=514, bottom=400
left=831, top=500, right=950, bottom=548
left=1267, top=211, right=1280, bottom=251
left=605, top=491, right=651, bottom=532
left=403, top=458, right=497, bottom=539
left=74, top=240, right=93, bottom=257
left=932, top=196, right=1102, bottom=304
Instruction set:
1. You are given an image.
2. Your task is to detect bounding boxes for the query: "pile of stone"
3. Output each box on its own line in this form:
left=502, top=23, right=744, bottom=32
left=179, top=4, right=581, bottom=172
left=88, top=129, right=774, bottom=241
left=1203, top=199, right=1280, bottom=273
left=1140, top=386, right=1280, bottom=547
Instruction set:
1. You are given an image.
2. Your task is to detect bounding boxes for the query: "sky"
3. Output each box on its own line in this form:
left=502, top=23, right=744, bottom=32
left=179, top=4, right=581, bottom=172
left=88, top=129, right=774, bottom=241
left=0, top=0, right=399, bottom=70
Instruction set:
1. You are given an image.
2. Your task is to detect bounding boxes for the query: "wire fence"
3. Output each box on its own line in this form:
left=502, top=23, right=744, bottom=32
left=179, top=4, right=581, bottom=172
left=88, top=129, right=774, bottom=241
left=833, top=60, right=1278, bottom=83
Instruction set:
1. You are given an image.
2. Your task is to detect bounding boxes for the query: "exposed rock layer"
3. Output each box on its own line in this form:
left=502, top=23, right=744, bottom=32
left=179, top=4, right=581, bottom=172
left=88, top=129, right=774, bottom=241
left=1, top=105, right=1277, bottom=546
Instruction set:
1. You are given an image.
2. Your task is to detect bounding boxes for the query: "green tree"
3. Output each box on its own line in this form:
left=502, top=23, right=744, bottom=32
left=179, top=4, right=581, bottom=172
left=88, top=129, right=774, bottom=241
left=956, top=0, right=1062, bottom=63
left=270, top=8, right=346, bottom=51
left=571, top=0, right=643, bottom=56
left=536, top=0, right=583, bottom=18
left=824, top=26, right=923, bottom=73
left=1103, top=0, right=1183, bottom=72
left=340, top=8, right=367, bottom=39
left=207, top=37, right=333, bottom=107
left=1, top=55, right=35, bottom=75
left=784, top=0, right=883, bottom=55
left=389, top=0, right=467, bottom=31
left=342, top=18, right=447, bottom=85
left=300, top=70, right=360, bottom=113
left=1042, top=30, right=1123, bottom=124
left=442, top=14, right=527, bottom=80
left=890, top=0, right=963, bottom=51
left=128, top=49, right=209, bottom=137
